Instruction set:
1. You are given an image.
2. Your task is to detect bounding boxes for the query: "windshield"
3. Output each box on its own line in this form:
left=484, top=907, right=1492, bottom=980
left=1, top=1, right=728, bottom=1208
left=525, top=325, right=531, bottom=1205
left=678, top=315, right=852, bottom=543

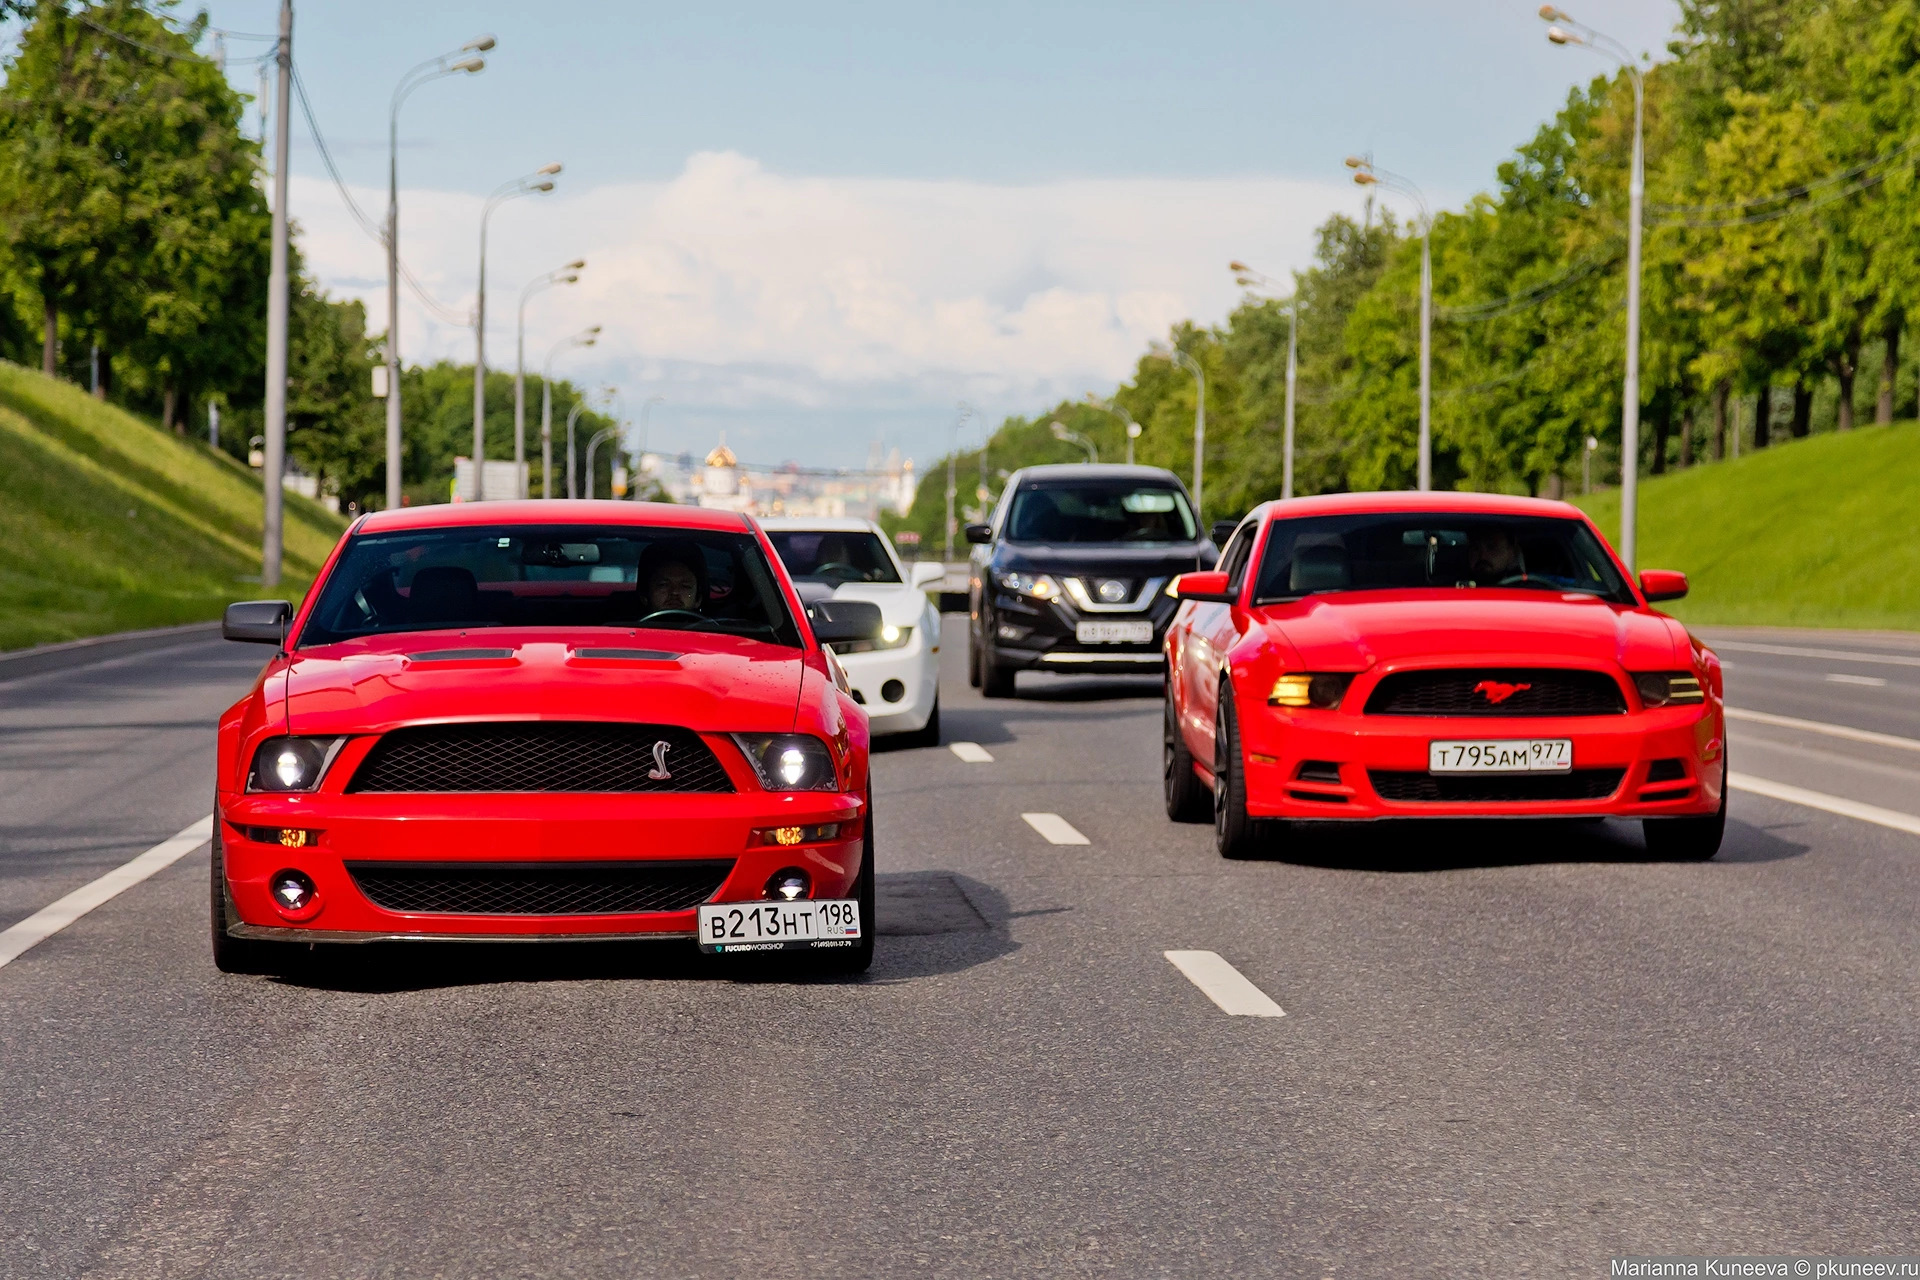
left=1252, top=512, right=1634, bottom=605
left=299, top=525, right=801, bottom=647
left=766, top=529, right=901, bottom=584
left=1006, top=483, right=1197, bottom=544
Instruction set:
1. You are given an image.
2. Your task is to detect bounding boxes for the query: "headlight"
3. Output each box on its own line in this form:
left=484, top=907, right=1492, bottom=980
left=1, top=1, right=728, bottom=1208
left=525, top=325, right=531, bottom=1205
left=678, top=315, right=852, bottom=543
left=732, top=733, right=839, bottom=792
left=247, top=736, right=347, bottom=792
left=827, top=624, right=912, bottom=655
left=1269, top=673, right=1353, bottom=709
left=1633, top=672, right=1704, bottom=708
left=997, top=571, right=1062, bottom=601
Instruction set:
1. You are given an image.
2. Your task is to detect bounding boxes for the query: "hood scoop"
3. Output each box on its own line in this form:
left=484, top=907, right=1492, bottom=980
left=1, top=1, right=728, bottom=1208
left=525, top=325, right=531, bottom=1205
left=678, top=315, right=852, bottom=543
left=408, top=647, right=516, bottom=662
left=571, top=647, right=681, bottom=663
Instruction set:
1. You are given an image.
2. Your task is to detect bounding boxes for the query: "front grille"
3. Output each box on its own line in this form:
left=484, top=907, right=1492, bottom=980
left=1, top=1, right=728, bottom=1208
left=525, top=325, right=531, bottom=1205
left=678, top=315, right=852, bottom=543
left=1365, top=669, right=1626, bottom=717
left=1369, top=768, right=1626, bottom=803
left=346, top=722, right=733, bottom=793
left=347, top=860, right=734, bottom=915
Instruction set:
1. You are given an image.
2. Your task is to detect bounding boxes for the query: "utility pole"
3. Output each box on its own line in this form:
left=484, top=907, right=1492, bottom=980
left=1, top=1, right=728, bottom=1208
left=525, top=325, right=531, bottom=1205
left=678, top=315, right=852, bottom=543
left=1170, top=349, right=1206, bottom=516
left=260, top=0, right=292, bottom=587
left=1283, top=297, right=1298, bottom=499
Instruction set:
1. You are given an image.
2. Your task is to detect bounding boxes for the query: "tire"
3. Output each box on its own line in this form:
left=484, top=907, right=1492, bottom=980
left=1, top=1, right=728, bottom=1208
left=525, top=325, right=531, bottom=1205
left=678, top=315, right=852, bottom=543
left=901, top=695, right=941, bottom=749
left=814, top=787, right=877, bottom=975
left=967, top=632, right=982, bottom=688
left=1213, top=686, right=1262, bottom=860
left=209, top=820, right=288, bottom=975
left=1643, top=758, right=1728, bottom=861
left=980, top=644, right=1016, bottom=699
left=1163, top=689, right=1211, bottom=823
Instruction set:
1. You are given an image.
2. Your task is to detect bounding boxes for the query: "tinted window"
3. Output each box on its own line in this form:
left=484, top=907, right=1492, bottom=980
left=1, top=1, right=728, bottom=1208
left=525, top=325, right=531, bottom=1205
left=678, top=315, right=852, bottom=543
left=766, top=530, right=901, bottom=584
left=1006, top=483, right=1196, bottom=544
left=299, top=525, right=800, bottom=647
left=1252, top=513, right=1633, bottom=604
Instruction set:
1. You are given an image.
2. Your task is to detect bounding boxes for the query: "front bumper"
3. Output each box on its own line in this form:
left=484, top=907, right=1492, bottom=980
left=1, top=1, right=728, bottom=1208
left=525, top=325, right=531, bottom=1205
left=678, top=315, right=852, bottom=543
left=218, top=789, right=865, bottom=940
left=989, top=589, right=1172, bottom=673
left=1231, top=702, right=1725, bottom=820
left=840, top=636, right=938, bottom=734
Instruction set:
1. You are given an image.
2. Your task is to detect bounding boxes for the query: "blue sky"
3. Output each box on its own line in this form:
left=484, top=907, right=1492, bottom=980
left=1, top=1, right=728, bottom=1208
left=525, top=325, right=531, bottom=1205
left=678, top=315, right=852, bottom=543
left=86, top=1, right=1686, bottom=468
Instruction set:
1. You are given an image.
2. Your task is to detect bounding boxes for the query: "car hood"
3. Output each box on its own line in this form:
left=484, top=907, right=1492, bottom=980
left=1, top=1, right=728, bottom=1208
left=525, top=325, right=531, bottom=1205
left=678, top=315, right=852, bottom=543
left=280, top=630, right=807, bottom=737
left=1260, top=590, right=1687, bottom=672
left=994, top=541, right=1216, bottom=579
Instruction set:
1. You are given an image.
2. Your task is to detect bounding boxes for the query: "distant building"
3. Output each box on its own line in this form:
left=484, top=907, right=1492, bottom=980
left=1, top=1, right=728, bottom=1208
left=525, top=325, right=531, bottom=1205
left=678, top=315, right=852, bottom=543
left=649, top=437, right=918, bottom=520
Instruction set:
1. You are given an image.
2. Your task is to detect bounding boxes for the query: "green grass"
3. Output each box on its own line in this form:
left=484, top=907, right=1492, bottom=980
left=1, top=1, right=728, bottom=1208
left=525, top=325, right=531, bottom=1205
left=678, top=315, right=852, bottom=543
left=1574, top=421, right=1920, bottom=631
left=0, top=360, right=348, bottom=652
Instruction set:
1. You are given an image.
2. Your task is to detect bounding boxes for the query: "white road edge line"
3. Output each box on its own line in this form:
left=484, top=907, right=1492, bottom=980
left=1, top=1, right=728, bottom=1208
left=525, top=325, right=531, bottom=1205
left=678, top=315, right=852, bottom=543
left=1729, top=773, right=1920, bottom=839
left=1021, top=812, right=1089, bottom=845
left=1726, top=707, right=1920, bottom=754
left=1164, top=950, right=1286, bottom=1018
left=0, top=815, right=213, bottom=971
left=1712, top=639, right=1920, bottom=669
left=950, top=741, right=994, bottom=763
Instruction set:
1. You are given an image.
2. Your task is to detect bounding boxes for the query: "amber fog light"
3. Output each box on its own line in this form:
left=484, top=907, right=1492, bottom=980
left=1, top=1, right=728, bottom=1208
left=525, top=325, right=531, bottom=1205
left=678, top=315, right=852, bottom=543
left=269, top=869, right=317, bottom=913
left=765, top=869, right=812, bottom=902
left=750, top=823, right=842, bottom=848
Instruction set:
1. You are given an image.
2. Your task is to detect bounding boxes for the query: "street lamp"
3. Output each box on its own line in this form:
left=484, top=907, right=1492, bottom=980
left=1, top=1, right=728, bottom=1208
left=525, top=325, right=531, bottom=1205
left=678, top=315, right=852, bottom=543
left=584, top=426, right=617, bottom=500
left=943, top=402, right=971, bottom=562
left=385, top=35, right=491, bottom=511
left=565, top=398, right=591, bottom=498
left=542, top=325, right=599, bottom=498
left=1050, top=420, right=1097, bottom=464
left=1231, top=261, right=1301, bottom=499
left=1584, top=434, right=1600, bottom=495
left=634, top=395, right=665, bottom=499
left=1347, top=156, right=1432, bottom=491
left=1084, top=394, right=1142, bottom=465
left=516, top=259, right=584, bottom=498
left=1164, top=347, right=1206, bottom=516
left=472, top=162, right=561, bottom=502
left=1544, top=5, right=1645, bottom=568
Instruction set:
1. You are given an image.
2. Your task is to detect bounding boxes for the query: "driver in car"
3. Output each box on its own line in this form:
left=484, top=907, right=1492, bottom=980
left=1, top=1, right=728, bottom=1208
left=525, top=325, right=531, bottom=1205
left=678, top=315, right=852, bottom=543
left=1467, top=526, right=1524, bottom=585
left=639, top=541, right=707, bottom=614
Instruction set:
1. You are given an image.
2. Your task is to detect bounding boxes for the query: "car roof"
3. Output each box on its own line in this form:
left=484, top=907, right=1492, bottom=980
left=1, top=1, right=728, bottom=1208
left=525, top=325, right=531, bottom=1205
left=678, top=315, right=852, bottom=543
left=755, top=516, right=882, bottom=533
left=356, top=500, right=754, bottom=535
left=1012, top=463, right=1186, bottom=485
left=1253, top=491, right=1589, bottom=522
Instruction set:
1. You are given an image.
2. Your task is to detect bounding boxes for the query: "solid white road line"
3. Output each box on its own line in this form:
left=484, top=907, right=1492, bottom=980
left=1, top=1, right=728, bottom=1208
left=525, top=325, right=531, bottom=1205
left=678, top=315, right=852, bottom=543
left=0, top=816, right=212, bottom=971
left=1726, top=706, right=1920, bottom=755
left=950, top=741, right=994, bottom=763
left=1021, top=812, right=1089, bottom=845
left=1729, top=772, right=1920, bottom=839
left=1713, top=640, right=1920, bottom=669
left=1164, top=951, right=1286, bottom=1018
left=1825, top=673, right=1889, bottom=687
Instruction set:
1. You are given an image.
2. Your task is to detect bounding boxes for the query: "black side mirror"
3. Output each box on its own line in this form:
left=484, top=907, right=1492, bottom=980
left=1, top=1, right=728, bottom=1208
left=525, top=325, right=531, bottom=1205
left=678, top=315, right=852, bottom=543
left=224, top=600, right=291, bottom=645
left=1210, top=519, right=1239, bottom=548
left=806, top=599, right=884, bottom=646
left=963, top=523, right=993, bottom=545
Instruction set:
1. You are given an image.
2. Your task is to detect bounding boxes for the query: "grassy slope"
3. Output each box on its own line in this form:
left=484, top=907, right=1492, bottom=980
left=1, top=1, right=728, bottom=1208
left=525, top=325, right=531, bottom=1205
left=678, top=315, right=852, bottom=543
left=1575, top=421, right=1920, bottom=631
left=0, top=360, right=347, bottom=651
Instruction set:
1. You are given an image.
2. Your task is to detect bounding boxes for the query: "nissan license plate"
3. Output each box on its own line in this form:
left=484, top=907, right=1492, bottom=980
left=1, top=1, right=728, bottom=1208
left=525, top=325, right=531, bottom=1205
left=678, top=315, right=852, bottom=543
left=1428, top=739, right=1573, bottom=774
left=697, top=900, right=862, bottom=953
left=1076, top=621, right=1153, bottom=644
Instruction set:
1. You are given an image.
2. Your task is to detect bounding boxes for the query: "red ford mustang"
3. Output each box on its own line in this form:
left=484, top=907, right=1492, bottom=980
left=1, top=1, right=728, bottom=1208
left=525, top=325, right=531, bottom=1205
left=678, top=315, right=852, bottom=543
left=212, top=501, right=880, bottom=973
left=1164, top=492, right=1726, bottom=860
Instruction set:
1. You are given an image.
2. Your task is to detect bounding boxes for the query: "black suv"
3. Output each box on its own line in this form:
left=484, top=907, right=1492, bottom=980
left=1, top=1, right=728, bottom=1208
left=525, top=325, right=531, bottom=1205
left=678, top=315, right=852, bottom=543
left=966, top=464, right=1217, bottom=698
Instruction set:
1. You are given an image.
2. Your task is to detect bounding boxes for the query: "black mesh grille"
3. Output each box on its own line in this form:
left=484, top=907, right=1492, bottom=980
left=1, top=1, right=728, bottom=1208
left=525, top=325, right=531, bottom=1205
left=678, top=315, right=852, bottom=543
left=347, top=860, right=734, bottom=915
left=1646, top=757, right=1687, bottom=782
left=346, top=723, right=733, bottom=793
left=1369, top=768, right=1626, bottom=803
left=1365, top=669, right=1626, bottom=717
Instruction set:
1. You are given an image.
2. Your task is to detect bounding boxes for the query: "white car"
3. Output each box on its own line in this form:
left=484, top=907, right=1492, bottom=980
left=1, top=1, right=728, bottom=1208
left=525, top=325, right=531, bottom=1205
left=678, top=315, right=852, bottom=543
left=759, top=517, right=945, bottom=745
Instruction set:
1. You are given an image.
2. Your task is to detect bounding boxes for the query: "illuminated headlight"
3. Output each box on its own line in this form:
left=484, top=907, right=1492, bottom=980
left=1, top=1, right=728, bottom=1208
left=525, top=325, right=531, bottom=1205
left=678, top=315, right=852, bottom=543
left=732, top=733, right=839, bottom=792
left=246, top=737, right=347, bottom=793
left=997, top=571, right=1062, bottom=601
left=1634, top=672, right=1705, bottom=708
left=1269, top=673, right=1354, bottom=709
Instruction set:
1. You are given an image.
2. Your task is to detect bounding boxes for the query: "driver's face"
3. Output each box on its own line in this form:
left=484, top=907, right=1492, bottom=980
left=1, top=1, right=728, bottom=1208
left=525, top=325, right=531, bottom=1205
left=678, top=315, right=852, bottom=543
left=1470, top=531, right=1520, bottom=579
left=647, top=561, right=700, bottom=612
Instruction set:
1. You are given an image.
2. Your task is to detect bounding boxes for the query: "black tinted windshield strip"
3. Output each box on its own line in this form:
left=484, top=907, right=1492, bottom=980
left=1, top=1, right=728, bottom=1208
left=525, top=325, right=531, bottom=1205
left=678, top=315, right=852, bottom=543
left=1006, top=483, right=1197, bottom=544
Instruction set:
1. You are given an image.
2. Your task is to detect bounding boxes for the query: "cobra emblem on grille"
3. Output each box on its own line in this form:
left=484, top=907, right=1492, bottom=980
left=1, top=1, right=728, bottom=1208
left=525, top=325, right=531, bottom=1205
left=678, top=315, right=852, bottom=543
left=1473, top=680, right=1532, bottom=705
left=648, top=740, right=673, bottom=780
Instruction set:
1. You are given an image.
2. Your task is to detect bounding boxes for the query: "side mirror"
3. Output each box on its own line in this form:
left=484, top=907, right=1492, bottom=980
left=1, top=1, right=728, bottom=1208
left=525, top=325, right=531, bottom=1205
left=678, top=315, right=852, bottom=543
left=1639, top=569, right=1689, bottom=603
left=963, top=523, right=993, bottom=545
left=1172, top=571, right=1234, bottom=603
left=806, top=598, right=884, bottom=646
left=223, top=600, right=291, bottom=645
left=1210, top=519, right=1239, bottom=548
left=910, top=561, right=945, bottom=589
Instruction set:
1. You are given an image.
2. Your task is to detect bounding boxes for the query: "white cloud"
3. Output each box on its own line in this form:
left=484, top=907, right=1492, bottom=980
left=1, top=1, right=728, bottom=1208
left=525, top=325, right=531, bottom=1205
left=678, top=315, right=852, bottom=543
left=288, top=152, right=1368, bottom=465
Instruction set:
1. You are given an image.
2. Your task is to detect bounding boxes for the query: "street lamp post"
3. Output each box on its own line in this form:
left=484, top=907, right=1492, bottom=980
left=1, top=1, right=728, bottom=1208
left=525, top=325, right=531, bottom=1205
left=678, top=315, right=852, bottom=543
left=944, top=403, right=971, bottom=563
left=1544, top=6, right=1645, bottom=568
left=634, top=395, right=664, bottom=499
left=386, top=35, right=491, bottom=511
left=1084, top=394, right=1142, bottom=465
left=260, top=0, right=291, bottom=586
left=473, top=164, right=561, bottom=502
left=541, top=326, right=599, bottom=498
left=1168, top=349, right=1206, bottom=515
left=1231, top=262, right=1301, bottom=498
left=516, top=260, right=583, bottom=498
left=1347, top=156, right=1432, bottom=491
left=1050, top=420, right=1097, bottom=464
left=565, top=399, right=590, bottom=498
left=583, top=427, right=616, bottom=500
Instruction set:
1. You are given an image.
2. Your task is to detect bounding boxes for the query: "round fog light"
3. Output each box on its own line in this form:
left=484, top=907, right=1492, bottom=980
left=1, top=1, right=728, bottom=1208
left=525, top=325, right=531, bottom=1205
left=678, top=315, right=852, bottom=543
left=881, top=678, right=906, bottom=703
left=764, top=868, right=811, bottom=902
left=269, top=869, right=317, bottom=913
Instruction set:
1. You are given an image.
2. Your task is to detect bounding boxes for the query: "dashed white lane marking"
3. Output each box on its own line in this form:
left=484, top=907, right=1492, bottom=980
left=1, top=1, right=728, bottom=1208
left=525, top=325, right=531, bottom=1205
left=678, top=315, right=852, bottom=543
left=0, top=816, right=212, bottom=971
left=1730, top=773, right=1920, bottom=839
left=1826, top=673, right=1889, bottom=687
left=1164, top=951, right=1286, bottom=1018
left=950, top=741, right=994, bottom=763
left=1726, top=707, right=1920, bottom=754
left=1021, top=812, right=1089, bottom=845
left=1713, top=640, right=1920, bottom=668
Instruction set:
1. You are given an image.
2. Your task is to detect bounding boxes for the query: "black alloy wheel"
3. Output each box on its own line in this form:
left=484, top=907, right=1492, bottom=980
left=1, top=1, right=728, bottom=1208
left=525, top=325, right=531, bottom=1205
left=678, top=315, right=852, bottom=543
left=1213, top=685, right=1261, bottom=860
left=979, top=642, right=1016, bottom=699
left=1642, top=754, right=1728, bottom=861
left=967, top=632, right=983, bottom=688
left=1164, top=689, right=1211, bottom=823
left=209, top=819, right=292, bottom=975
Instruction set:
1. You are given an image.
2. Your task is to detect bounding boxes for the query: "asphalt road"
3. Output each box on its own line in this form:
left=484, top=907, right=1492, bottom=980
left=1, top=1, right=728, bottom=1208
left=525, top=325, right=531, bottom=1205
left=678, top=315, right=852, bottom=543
left=3, top=618, right=1918, bottom=1277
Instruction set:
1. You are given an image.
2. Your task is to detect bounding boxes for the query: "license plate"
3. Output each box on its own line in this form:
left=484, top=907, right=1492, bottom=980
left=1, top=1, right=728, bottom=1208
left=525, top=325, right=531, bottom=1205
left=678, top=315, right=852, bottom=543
left=1076, top=621, right=1153, bottom=644
left=697, top=900, right=862, bottom=953
left=1428, top=739, right=1573, bottom=774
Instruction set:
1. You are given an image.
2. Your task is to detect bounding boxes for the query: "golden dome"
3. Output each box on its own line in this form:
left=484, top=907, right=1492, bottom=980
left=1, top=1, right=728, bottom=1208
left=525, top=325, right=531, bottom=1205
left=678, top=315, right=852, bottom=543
left=704, top=442, right=737, bottom=468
